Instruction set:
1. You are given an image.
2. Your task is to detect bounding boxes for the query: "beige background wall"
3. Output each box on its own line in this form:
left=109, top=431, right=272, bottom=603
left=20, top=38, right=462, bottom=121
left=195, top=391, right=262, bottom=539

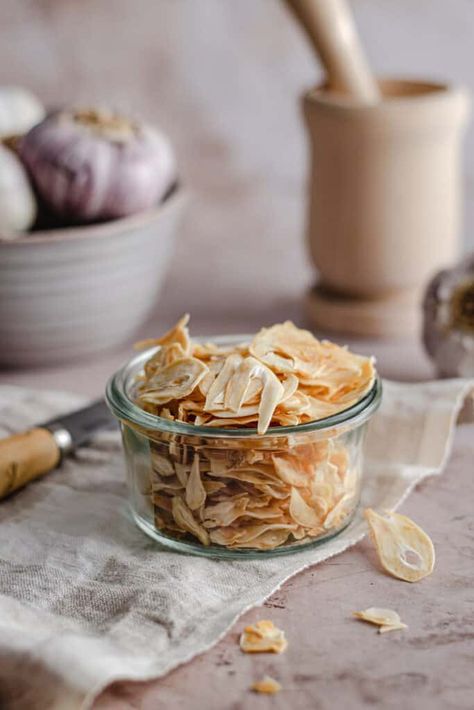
left=0, top=0, right=472, bottom=336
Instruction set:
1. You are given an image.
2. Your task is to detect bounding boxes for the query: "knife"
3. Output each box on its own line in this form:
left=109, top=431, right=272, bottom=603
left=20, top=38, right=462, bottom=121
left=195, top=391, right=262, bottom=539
left=0, top=399, right=117, bottom=500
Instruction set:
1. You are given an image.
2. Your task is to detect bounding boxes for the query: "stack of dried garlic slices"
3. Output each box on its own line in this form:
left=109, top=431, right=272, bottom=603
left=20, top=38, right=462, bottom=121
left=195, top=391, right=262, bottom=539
left=136, top=315, right=375, bottom=434
left=132, top=316, right=376, bottom=550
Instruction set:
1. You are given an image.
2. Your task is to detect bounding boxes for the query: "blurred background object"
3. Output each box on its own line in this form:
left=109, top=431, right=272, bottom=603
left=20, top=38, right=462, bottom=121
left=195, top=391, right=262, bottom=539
left=0, top=85, right=45, bottom=140
left=19, top=108, right=176, bottom=224
left=304, top=77, right=469, bottom=337
left=0, top=94, right=181, bottom=366
left=423, top=255, right=474, bottom=378
left=0, top=0, right=473, bottom=383
left=283, top=0, right=380, bottom=102
left=0, top=190, right=185, bottom=367
left=285, top=0, right=470, bottom=337
left=0, top=0, right=471, bottom=337
left=0, top=144, right=37, bottom=234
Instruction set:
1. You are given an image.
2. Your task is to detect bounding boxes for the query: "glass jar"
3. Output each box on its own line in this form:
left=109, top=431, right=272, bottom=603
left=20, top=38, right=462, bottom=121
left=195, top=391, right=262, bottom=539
left=106, top=337, right=382, bottom=558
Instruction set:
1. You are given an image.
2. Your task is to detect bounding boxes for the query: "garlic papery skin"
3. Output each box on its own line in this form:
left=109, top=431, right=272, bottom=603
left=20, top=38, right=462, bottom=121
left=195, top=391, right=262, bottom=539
left=0, top=145, right=36, bottom=237
left=19, top=108, right=177, bottom=222
left=0, top=86, right=45, bottom=139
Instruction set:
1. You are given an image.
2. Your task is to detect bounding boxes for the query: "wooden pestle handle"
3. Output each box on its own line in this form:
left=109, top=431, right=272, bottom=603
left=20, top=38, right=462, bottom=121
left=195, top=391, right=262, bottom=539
left=0, top=428, right=61, bottom=499
left=284, top=0, right=380, bottom=104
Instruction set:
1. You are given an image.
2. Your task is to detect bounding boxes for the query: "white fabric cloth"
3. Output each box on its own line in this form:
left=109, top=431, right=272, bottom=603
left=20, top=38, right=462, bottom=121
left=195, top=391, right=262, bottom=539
left=0, top=380, right=472, bottom=710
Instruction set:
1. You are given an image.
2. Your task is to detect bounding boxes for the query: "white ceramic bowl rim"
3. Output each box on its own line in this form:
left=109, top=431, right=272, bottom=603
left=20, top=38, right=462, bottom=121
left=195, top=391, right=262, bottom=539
left=0, top=184, right=184, bottom=246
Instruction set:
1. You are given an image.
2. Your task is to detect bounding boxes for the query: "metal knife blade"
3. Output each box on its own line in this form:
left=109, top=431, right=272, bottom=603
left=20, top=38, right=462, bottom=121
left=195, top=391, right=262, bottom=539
left=42, top=399, right=117, bottom=453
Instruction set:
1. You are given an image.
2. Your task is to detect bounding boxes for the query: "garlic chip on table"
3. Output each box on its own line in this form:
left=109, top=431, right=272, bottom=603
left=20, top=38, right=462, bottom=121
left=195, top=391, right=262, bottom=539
left=353, top=607, right=408, bottom=633
left=251, top=676, right=282, bottom=694
left=364, top=508, right=435, bottom=582
left=240, top=620, right=288, bottom=654
left=134, top=316, right=377, bottom=551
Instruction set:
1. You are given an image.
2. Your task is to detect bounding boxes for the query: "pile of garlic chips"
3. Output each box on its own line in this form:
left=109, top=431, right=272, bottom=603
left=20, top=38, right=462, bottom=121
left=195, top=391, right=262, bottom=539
left=134, top=316, right=376, bottom=551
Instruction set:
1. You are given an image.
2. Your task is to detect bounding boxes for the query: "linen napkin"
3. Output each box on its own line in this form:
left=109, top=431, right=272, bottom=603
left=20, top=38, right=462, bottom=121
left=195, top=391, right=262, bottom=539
left=0, top=379, right=472, bottom=710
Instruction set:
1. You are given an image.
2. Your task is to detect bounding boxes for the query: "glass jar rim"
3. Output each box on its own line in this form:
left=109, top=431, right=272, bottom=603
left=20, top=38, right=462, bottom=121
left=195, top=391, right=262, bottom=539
left=105, top=334, right=382, bottom=439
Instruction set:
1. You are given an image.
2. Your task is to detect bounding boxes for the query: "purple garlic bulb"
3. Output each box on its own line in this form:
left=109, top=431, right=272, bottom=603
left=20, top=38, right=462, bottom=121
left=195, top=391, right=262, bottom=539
left=423, top=255, right=474, bottom=377
left=19, top=108, right=177, bottom=222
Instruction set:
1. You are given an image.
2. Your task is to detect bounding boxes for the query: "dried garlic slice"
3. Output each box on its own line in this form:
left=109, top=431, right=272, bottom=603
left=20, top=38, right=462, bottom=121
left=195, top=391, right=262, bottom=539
left=203, top=415, right=260, bottom=428
left=143, top=342, right=187, bottom=379
left=289, top=487, right=321, bottom=528
left=353, top=607, right=407, bottom=633
left=204, top=353, right=243, bottom=410
left=364, top=508, right=435, bottom=582
left=250, top=321, right=322, bottom=377
left=175, top=462, right=189, bottom=487
left=322, top=493, right=353, bottom=530
left=171, top=496, right=210, bottom=546
left=272, top=454, right=311, bottom=487
left=135, top=313, right=190, bottom=352
left=151, top=451, right=175, bottom=477
left=240, top=620, right=288, bottom=653
left=256, top=366, right=285, bottom=435
left=303, top=396, right=344, bottom=421
left=279, top=373, right=299, bottom=402
left=224, top=358, right=263, bottom=412
left=203, top=497, right=249, bottom=527
left=251, top=676, right=282, bottom=694
left=140, top=358, right=208, bottom=405
left=198, top=359, right=225, bottom=397
left=231, top=527, right=293, bottom=550
left=218, top=356, right=284, bottom=434
left=185, top=455, right=206, bottom=511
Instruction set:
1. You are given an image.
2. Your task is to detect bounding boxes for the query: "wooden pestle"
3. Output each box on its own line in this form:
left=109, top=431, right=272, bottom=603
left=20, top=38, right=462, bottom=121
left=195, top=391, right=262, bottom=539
left=284, top=0, right=380, bottom=104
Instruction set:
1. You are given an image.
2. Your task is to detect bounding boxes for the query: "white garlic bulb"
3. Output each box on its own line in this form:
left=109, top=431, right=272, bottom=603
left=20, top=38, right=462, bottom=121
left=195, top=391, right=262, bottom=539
left=19, top=108, right=177, bottom=222
left=0, top=86, right=45, bottom=139
left=0, top=145, right=37, bottom=237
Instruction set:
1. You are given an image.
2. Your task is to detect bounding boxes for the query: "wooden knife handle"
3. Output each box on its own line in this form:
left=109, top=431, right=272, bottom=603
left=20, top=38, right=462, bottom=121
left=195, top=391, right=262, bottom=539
left=0, top=428, right=61, bottom=499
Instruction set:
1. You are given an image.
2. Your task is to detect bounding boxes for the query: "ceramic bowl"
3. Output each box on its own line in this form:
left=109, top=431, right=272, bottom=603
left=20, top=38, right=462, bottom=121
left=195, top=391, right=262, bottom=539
left=0, top=188, right=186, bottom=367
